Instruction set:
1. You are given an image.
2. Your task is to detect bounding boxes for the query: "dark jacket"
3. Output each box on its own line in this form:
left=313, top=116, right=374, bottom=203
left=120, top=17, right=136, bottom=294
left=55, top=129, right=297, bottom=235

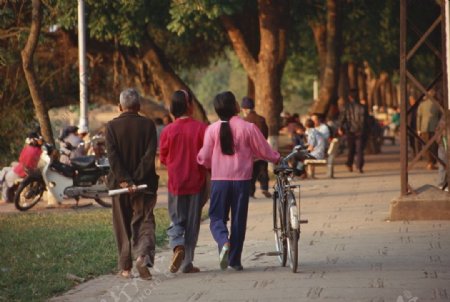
left=106, top=111, right=159, bottom=193
left=339, top=102, right=368, bottom=136
left=244, top=111, right=269, bottom=139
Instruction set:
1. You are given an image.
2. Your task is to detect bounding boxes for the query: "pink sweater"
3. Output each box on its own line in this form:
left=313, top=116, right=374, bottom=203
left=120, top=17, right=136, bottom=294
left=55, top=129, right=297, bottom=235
left=197, top=116, right=280, bottom=180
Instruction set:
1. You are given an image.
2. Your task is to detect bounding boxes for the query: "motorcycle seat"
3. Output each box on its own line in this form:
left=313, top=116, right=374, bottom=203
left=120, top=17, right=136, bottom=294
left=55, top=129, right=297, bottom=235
left=71, top=156, right=96, bottom=169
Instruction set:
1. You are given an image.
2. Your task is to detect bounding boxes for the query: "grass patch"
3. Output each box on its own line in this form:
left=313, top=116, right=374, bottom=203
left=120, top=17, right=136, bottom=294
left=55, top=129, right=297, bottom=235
left=0, top=208, right=170, bottom=302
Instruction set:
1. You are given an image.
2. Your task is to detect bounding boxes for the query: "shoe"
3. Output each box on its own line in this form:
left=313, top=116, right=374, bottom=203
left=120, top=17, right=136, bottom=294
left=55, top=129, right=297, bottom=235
left=169, top=245, right=185, bottom=273
left=346, top=165, right=353, bottom=172
left=230, top=265, right=243, bottom=271
left=262, top=190, right=272, bottom=198
left=358, top=168, right=364, bottom=174
left=182, top=263, right=201, bottom=273
left=219, top=243, right=230, bottom=270
left=135, top=255, right=152, bottom=280
left=250, top=194, right=256, bottom=199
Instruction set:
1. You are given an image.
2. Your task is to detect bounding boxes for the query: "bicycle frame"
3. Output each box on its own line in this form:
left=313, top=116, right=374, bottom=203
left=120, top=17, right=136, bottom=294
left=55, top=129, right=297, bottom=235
left=272, top=145, right=309, bottom=272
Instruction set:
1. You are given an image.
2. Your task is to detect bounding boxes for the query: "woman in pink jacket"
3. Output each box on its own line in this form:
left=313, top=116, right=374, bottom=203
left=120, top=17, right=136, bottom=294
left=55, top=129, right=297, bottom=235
left=197, top=91, right=280, bottom=271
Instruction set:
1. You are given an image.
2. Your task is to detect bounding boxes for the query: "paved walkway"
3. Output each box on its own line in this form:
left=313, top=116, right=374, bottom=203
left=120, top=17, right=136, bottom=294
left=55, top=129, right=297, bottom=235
left=52, top=144, right=450, bottom=302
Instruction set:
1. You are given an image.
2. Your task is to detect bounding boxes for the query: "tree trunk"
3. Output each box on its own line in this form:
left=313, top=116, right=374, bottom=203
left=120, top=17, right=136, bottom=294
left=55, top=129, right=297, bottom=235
left=21, top=0, right=54, bottom=145
left=247, top=77, right=255, bottom=100
left=312, top=0, right=342, bottom=114
left=256, top=0, right=289, bottom=148
left=357, top=65, right=368, bottom=104
left=348, top=61, right=358, bottom=99
left=142, top=37, right=208, bottom=123
left=221, top=0, right=288, bottom=149
left=311, top=23, right=327, bottom=85
left=338, top=62, right=349, bottom=99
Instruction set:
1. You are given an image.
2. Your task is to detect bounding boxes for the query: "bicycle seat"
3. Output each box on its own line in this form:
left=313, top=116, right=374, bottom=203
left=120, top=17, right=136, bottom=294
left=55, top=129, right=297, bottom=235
left=274, top=166, right=293, bottom=174
left=71, top=156, right=96, bottom=169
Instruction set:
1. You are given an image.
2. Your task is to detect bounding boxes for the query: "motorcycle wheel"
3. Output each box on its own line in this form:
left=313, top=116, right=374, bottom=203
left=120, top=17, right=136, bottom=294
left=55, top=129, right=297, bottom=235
left=94, top=197, right=112, bottom=208
left=14, top=176, right=45, bottom=211
left=94, top=175, right=112, bottom=208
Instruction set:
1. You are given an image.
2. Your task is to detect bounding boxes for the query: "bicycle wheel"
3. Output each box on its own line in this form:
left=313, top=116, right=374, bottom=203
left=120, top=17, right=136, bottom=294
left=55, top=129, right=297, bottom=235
left=273, top=190, right=287, bottom=266
left=286, top=191, right=299, bottom=273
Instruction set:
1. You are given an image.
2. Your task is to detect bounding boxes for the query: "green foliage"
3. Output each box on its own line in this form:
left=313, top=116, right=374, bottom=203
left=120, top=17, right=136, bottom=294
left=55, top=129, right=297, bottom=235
left=181, top=51, right=247, bottom=114
left=0, top=105, right=37, bottom=167
left=0, top=208, right=170, bottom=302
left=49, top=0, right=226, bottom=69
left=341, top=0, right=399, bottom=74
left=168, top=0, right=242, bottom=35
left=282, top=52, right=317, bottom=115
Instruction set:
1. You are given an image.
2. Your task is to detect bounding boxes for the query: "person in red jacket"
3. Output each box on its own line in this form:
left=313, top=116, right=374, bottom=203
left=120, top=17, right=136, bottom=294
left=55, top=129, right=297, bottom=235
left=159, top=90, right=208, bottom=274
left=2, top=132, right=42, bottom=203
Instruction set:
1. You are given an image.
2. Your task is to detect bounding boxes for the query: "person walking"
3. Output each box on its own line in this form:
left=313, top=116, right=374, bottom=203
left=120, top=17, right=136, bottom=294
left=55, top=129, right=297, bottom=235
left=105, top=88, right=159, bottom=280
left=338, top=94, right=368, bottom=173
left=241, top=96, right=272, bottom=198
left=159, top=90, right=208, bottom=274
left=197, top=91, right=280, bottom=271
left=417, top=93, right=441, bottom=170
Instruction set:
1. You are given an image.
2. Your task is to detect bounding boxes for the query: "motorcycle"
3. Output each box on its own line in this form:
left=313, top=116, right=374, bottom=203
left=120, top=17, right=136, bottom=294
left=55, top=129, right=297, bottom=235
left=14, top=143, right=112, bottom=211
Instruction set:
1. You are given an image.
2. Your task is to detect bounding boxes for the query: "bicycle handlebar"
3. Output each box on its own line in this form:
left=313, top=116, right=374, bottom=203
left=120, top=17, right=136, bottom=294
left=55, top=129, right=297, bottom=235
left=275, top=145, right=316, bottom=173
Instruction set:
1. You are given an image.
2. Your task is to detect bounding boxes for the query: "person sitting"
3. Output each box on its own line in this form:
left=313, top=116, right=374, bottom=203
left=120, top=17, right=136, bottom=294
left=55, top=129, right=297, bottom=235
left=305, top=119, right=326, bottom=160
left=59, top=126, right=87, bottom=164
left=1, top=132, right=43, bottom=203
left=311, top=113, right=331, bottom=143
left=291, top=123, right=307, bottom=176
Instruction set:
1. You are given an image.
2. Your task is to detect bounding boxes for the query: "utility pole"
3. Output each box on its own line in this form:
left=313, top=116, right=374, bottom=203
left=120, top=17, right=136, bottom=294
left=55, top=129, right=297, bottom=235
left=78, top=0, right=88, bottom=133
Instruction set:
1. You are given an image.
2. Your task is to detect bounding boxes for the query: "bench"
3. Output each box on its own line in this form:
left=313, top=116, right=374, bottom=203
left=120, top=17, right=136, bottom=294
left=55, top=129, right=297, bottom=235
left=304, top=138, right=339, bottom=178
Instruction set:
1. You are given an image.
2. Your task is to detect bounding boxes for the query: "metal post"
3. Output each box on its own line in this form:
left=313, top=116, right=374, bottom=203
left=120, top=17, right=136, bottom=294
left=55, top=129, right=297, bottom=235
left=443, top=0, right=450, bottom=188
left=78, top=0, right=88, bottom=133
left=313, top=79, right=319, bottom=102
left=400, top=0, right=408, bottom=195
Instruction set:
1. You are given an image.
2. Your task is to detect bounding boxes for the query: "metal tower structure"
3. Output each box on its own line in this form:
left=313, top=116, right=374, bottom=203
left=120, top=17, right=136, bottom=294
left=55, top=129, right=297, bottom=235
left=399, top=0, right=450, bottom=195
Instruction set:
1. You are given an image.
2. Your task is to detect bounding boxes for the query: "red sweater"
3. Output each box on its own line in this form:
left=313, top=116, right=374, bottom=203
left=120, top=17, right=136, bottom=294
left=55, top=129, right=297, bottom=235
left=159, top=117, right=208, bottom=195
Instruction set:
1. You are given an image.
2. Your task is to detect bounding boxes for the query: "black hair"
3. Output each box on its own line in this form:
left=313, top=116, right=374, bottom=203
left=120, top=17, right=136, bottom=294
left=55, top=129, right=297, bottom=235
left=154, top=117, right=163, bottom=125
left=312, top=113, right=324, bottom=123
left=214, top=91, right=237, bottom=155
left=170, top=90, right=191, bottom=118
left=295, top=122, right=305, bottom=132
left=305, top=118, right=315, bottom=129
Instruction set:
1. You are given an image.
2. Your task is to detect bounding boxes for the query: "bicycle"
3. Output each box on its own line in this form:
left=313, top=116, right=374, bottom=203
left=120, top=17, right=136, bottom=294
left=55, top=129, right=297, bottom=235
left=273, top=145, right=311, bottom=273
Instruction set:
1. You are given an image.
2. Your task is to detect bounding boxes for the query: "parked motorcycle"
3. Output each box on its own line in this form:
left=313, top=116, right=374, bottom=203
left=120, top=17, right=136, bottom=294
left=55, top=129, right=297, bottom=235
left=14, top=143, right=112, bottom=211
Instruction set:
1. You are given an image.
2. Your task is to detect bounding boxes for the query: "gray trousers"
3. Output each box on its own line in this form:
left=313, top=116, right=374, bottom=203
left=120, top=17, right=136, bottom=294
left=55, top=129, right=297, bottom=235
left=167, top=188, right=205, bottom=270
left=112, top=192, right=157, bottom=271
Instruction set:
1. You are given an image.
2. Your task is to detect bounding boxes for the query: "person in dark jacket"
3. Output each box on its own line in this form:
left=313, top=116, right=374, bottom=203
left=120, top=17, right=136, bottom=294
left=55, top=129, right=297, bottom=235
left=106, top=88, right=159, bottom=280
left=241, top=97, right=272, bottom=198
left=338, top=95, right=368, bottom=173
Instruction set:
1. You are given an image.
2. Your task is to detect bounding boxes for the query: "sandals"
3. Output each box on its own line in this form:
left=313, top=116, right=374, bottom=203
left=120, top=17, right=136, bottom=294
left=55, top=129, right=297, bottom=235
left=136, top=255, right=152, bottom=280
left=169, top=245, right=185, bottom=273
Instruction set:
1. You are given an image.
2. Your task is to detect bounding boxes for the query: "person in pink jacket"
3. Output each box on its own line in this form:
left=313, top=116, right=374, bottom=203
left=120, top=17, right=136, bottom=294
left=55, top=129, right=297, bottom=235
left=197, top=91, right=280, bottom=271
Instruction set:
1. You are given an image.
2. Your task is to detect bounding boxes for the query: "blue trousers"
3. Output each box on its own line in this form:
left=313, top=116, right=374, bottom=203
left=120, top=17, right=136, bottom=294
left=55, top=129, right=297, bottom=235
left=209, top=180, right=250, bottom=267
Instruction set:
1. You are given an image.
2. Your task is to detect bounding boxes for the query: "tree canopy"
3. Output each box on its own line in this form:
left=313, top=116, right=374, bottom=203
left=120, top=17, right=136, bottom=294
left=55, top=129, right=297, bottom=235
left=2, top=0, right=434, bottom=164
